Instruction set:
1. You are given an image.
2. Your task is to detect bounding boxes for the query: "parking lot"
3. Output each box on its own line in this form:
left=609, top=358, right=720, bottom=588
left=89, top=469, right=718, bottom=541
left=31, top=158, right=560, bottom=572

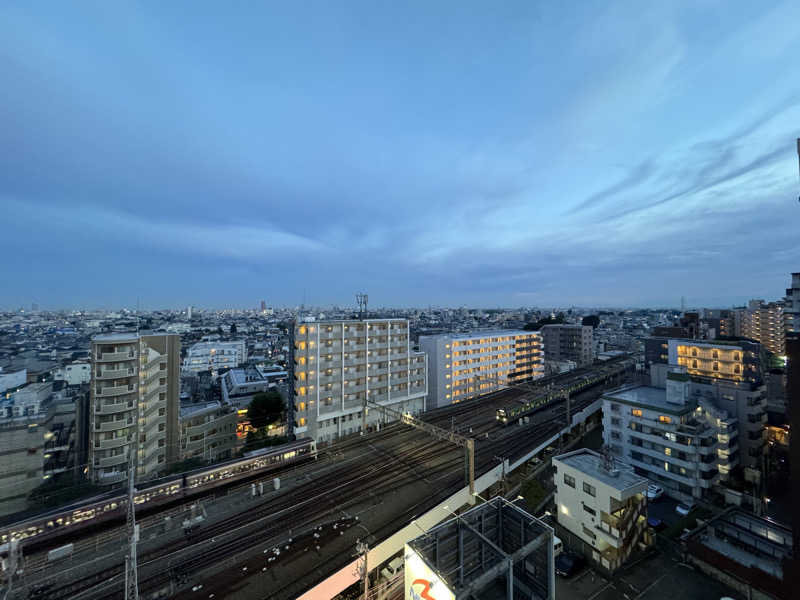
left=555, top=547, right=743, bottom=600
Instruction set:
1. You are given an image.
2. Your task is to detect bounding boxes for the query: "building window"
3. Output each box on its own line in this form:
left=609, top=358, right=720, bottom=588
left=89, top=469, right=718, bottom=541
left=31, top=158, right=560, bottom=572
left=658, top=415, right=672, bottom=424
left=582, top=525, right=597, bottom=540
left=713, top=362, right=719, bottom=371
left=583, top=482, right=596, bottom=497
left=583, top=504, right=596, bottom=516
left=631, top=409, right=642, bottom=417
left=564, top=473, right=576, bottom=488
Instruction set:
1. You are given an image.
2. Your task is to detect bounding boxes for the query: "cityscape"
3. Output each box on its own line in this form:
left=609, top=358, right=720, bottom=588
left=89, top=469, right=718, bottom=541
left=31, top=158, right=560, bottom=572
left=2, top=3, right=800, bottom=600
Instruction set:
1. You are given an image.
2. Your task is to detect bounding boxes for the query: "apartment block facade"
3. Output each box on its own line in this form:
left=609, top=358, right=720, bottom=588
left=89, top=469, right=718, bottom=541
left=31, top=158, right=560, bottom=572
left=90, top=333, right=180, bottom=485
left=540, top=324, right=594, bottom=366
left=420, top=330, right=544, bottom=409
left=786, top=272, right=800, bottom=334
left=741, top=300, right=785, bottom=356
left=602, top=370, right=738, bottom=505
left=292, top=319, right=426, bottom=442
left=183, top=340, right=247, bottom=374
left=554, top=448, right=648, bottom=573
left=179, top=401, right=238, bottom=463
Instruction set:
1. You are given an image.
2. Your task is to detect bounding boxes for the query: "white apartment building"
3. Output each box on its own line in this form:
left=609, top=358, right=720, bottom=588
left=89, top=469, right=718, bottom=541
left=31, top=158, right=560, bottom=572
left=90, top=333, right=180, bottom=485
left=602, top=368, right=738, bottom=504
left=554, top=448, right=648, bottom=572
left=419, top=330, right=544, bottom=409
left=54, top=362, right=91, bottom=386
left=292, top=319, right=427, bottom=442
left=183, top=340, right=247, bottom=374
left=540, top=324, right=594, bottom=366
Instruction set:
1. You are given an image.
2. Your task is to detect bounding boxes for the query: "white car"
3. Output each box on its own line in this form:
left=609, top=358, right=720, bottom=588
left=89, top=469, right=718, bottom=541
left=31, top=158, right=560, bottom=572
left=675, top=502, right=696, bottom=516
left=645, top=484, right=663, bottom=501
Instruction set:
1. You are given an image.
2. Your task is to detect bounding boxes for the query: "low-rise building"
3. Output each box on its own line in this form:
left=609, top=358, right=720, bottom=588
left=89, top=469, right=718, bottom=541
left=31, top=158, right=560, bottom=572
left=540, top=324, right=594, bottom=366
left=554, top=448, right=649, bottom=573
left=0, top=368, right=27, bottom=396
left=221, top=366, right=273, bottom=409
left=183, top=340, right=247, bottom=374
left=419, top=330, right=544, bottom=408
left=179, top=401, right=238, bottom=463
left=54, top=361, right=91, bottom=386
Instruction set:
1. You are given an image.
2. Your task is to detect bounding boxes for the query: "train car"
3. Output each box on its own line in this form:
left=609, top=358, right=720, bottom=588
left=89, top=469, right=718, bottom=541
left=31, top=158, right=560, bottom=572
left=0, top=438, right=317, bottom=551
left=495, top=355, right=635, bottom=425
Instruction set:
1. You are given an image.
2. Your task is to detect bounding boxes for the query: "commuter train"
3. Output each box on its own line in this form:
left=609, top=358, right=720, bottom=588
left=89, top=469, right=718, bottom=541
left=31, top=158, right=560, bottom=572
left=0, top=438, right=317, bottom=550
left=496, top=355, right=636, bottom=425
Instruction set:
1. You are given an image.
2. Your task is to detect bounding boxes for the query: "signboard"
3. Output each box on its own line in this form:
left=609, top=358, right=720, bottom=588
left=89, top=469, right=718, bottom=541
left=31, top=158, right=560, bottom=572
left=404, top=544, right=456, bottom=600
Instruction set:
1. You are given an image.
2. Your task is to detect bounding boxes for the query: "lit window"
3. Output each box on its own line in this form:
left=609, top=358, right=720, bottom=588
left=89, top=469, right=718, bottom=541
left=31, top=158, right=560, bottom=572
left=631, top=409, right=643, bottom=417
left=658, top=415, right=671, bottom=424
left=299, top=326, right=307, bottom=335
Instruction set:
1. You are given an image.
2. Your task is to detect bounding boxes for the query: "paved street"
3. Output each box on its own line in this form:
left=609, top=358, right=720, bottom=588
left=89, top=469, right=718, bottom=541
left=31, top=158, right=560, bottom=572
left=555, top=548, right=743, bottom=600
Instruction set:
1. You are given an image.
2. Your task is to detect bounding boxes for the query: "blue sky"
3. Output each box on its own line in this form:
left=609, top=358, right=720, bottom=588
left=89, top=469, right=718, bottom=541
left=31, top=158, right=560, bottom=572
left=2, top=1, right=799, bottom=309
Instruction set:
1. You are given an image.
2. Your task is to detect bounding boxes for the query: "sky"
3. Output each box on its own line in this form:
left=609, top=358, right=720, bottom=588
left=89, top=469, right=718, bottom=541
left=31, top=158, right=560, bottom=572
left=2, top=1, right=799, bottom=310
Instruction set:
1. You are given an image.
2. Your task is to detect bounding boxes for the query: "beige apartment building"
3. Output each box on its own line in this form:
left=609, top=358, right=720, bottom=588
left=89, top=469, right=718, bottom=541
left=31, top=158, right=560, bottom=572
left=90, top=332, right=180, bottom=485
left=292, top=319, right=426, bottom=442
left=420, top=330, right=544, bottom=408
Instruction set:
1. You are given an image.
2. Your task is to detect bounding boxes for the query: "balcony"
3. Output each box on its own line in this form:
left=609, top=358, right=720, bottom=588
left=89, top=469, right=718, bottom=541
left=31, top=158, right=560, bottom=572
left=95, top=400, right=135, bottom=415
left=95, top=418, right=133, bottom=432
left=96, top=367, right=136, bottom=380
left=143, top=398, right=167, bottom=419
left=97, top=350, right=137, bottom=362
left=97, top=384, right=137, bottom=398
left=95, top=453, right=128, bottom=468
left=95, top=436, right=131, bottom=450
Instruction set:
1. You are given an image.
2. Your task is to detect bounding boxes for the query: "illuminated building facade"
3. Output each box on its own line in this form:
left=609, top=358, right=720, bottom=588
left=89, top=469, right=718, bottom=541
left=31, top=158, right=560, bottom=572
left=786, top=272, right=800, bottom=335
left=420, top=330, right=544, bottom=409
left=292, top=319, right=426, bottom=442
left=90, top=332, right=180, bottom=485
left=183, top=340, right=247, bottom=374
left=602, top=370, right=739, bottom=504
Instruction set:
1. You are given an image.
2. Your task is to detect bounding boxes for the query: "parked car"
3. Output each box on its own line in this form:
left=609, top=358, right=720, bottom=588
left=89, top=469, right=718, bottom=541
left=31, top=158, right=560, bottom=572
left=645, top=483, right=664, bottom=501
left=675, top=502, right=696, bottom=517
left=553, top=535, right=563, bottom=557
left=555, top=552, right=584, bottom=577
left=647, top=516, right=665, bottom=530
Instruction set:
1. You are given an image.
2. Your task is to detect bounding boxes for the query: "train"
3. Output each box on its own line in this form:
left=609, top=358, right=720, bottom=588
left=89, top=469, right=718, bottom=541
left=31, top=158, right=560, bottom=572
left=0, top=438, right=317, bottom=551
left=496, top=355, right=636, bottom=425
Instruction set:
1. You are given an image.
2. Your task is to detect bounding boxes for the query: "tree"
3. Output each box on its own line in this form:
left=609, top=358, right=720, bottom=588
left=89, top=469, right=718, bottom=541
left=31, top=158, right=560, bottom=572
left=582, top=315, right=600, bottom=328
left=247, top=390, right=284, bottom=429
left=523, top=314, right=566, bottom=330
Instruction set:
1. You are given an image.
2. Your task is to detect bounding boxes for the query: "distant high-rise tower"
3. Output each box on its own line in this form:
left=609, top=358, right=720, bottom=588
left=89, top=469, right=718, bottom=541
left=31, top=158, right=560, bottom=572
left=187, top=305, right=193, bottom=320
left=680, top=296, right=686, bottom=312
left=260, top=300, right=266, bottom=312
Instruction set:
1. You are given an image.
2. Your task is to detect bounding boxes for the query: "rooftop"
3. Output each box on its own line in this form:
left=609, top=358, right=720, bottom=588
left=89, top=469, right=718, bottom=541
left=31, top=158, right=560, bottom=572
left=604, top=384, right=693, bottom=414
left=554, top=448, right=647, bottom=492
left=425, top=329, right=540, bottom=340
left=180, top=401, right=223, bottom=418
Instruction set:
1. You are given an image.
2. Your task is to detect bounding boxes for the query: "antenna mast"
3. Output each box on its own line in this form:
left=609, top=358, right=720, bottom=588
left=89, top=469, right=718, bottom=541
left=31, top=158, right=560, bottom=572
left=356, top=293, right=368, bottom=320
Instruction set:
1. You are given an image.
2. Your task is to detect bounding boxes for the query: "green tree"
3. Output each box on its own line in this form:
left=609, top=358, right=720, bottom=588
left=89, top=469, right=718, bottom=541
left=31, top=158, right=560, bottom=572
left=247, top=390, right=284, bottom=429
left=582, top=315, right=600, bottom=328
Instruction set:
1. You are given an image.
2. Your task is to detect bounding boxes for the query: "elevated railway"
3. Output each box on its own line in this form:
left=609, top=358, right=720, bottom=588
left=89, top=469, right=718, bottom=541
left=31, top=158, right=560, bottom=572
left=1, top=357, right=635, bottom=600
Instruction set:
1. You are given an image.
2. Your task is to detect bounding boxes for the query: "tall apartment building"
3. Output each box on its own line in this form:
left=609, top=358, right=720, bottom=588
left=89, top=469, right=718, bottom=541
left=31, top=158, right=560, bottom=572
left=292, top=319, right=426, bottom=442
left=540, top=324, right=594, bottom=366
left=553, top=448, right=648, bottom=573
left=785, top=272, right=800, bottom=335
left=740, top=300, right=785, bottom=356
left=645, top=337, right=766, bottom=470
left=602, top=369, right=738, bottom=504
left=420, top=330, right=544, bottom=409
left=90, top=333, right=180, bottom=485
left=183, top=340, right=247, bottom=374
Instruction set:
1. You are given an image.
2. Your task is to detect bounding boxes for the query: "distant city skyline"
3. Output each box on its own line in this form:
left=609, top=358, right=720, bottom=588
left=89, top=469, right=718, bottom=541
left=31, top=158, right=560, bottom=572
left=2, top=2, right=799, bottom=308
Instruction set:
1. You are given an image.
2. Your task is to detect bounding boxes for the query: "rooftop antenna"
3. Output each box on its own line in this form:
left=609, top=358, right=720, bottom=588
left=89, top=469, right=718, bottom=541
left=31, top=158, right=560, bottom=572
left=601, top=444, right=616, bottom=473
left=356, top=293, right=368, bottom=320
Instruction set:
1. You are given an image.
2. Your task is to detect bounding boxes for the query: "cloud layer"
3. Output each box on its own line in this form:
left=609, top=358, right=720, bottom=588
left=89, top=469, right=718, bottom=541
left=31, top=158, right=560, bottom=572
left=1, top=1, right=799, bottom=309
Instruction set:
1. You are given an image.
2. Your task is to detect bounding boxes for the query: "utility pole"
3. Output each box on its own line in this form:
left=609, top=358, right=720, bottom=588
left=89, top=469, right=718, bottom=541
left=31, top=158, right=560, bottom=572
left=356, top=539, right=369, bottom=599
left=125, top=351, right=141, bottom=600
left=2, top=540, right=20, bottom=600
